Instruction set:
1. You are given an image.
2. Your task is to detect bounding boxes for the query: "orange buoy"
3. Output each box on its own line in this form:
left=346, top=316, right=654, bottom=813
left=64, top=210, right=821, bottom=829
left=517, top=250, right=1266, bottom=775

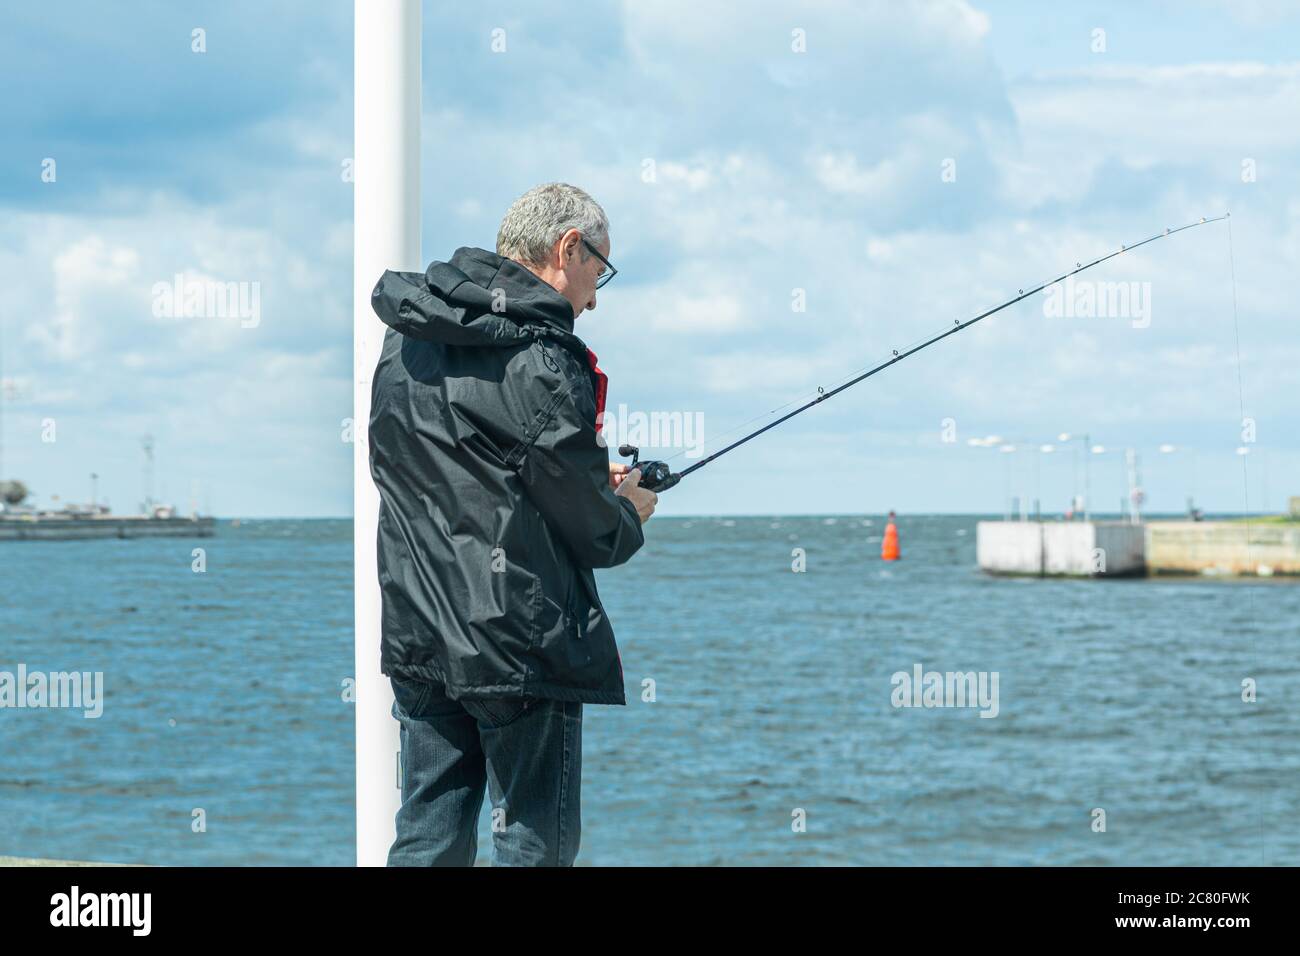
left=881, top=510, right=900, bottom=561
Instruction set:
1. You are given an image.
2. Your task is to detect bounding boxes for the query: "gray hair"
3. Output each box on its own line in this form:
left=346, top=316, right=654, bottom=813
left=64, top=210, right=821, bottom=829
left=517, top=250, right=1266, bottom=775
left=496, top=182, right=609, bottom=267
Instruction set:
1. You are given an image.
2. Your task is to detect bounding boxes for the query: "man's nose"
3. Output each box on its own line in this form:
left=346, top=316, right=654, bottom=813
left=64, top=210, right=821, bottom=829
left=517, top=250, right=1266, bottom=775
left=586, top=292, right=597, bottom=312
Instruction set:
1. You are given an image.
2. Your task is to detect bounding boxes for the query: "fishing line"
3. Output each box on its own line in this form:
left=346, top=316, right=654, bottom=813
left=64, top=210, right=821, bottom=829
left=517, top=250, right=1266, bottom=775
left=623, top=215, right=1230, bottom=493
left=1223, top=213, right=1267, bottom=864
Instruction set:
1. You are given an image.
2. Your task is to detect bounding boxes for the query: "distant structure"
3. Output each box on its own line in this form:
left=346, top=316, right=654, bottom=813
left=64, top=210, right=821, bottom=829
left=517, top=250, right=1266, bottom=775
left=141, top=434, right=156, bottom=513
left=0, top=479, right=27, bottom=507
left=978, top=494, right=1300, bottom=578
left=0, top=440, right=214, bottom=542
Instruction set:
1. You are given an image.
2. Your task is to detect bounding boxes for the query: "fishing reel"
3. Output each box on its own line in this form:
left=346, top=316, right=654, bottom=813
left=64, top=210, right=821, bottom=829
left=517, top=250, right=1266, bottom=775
left=618, top=445, right=680, bottom=493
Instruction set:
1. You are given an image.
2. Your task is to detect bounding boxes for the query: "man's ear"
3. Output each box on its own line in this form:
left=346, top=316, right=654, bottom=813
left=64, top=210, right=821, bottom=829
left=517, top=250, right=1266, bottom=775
left=559, top=228, right=581, bottom=266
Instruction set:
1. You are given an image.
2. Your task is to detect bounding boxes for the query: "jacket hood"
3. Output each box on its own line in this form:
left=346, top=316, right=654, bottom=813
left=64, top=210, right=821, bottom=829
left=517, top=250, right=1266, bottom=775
left=371, top=246, right=579, bottom=348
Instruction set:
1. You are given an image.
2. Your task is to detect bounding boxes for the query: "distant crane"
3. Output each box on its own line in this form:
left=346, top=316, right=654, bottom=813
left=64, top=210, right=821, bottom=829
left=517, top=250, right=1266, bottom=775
left=141, top=434, right=155, bottom=514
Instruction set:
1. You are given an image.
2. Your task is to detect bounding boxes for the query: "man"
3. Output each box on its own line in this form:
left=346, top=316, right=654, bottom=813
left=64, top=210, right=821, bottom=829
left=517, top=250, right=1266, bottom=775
left=368, top=182, right=657, bottom=867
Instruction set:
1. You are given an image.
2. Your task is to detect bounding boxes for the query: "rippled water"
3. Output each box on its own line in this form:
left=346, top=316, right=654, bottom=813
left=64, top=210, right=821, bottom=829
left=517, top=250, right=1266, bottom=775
left=2, top=516, right=1296, bottom=865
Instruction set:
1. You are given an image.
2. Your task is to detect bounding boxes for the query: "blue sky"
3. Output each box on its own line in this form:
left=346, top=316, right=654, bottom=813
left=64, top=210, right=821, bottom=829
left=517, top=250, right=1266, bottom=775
left=1, top=0, right=1296, bottom=517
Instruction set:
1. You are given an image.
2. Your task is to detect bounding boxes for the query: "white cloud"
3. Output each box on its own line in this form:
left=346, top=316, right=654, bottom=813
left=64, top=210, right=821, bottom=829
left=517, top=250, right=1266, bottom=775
left=36, top=236, right=142, bottom=361
left=0, top=191, right=351, bottom=516
left=812, top=151, right=901, bottom=198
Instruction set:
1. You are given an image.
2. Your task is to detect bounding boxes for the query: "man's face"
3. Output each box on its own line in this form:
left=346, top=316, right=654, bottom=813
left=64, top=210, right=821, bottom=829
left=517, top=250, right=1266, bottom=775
left=552, top=229, right=609, bottom=317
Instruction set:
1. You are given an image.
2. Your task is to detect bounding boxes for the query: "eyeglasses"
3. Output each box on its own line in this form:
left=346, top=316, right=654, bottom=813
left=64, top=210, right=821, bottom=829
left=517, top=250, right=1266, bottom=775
left=581, top=238, right=618, bottom=290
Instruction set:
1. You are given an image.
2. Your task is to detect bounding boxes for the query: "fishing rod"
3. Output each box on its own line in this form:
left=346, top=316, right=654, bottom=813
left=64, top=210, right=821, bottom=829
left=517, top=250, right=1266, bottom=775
left=620, top=214, right=1229, bottom=493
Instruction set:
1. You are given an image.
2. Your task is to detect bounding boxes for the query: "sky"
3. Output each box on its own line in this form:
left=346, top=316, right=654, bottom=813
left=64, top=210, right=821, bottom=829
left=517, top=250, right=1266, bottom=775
left=0, top=0, right=1296, bottom=517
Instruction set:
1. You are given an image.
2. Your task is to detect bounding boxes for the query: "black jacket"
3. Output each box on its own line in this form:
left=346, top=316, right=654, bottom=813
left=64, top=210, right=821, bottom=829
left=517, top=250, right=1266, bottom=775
left=368, top=247, right=644, bottom=704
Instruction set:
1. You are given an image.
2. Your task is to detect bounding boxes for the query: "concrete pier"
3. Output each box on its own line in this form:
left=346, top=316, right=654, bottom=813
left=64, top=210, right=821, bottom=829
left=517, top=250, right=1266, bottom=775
left=0, top=515, right=215, bottom=541
left=1145, top=520, right=1300, bottom=576
left=977, top=518, right=1300, bottom=578
left=976, top=520, right=1145, bottom=577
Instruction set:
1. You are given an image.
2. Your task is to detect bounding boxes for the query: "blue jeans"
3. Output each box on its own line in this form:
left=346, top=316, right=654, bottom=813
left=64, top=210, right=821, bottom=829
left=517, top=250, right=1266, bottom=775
left=386, top=675, right=583, bottom=866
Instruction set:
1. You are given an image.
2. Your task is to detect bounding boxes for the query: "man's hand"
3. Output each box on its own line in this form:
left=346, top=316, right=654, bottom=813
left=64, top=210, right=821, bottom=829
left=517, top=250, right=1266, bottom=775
left=614, top=467, right=657, bottom=524
left=608, top=461, right=630, bottom=490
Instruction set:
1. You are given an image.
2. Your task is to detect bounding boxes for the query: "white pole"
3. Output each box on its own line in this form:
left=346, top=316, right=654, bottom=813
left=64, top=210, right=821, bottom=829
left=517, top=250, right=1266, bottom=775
left=354, top=0, right=421, bottom=867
